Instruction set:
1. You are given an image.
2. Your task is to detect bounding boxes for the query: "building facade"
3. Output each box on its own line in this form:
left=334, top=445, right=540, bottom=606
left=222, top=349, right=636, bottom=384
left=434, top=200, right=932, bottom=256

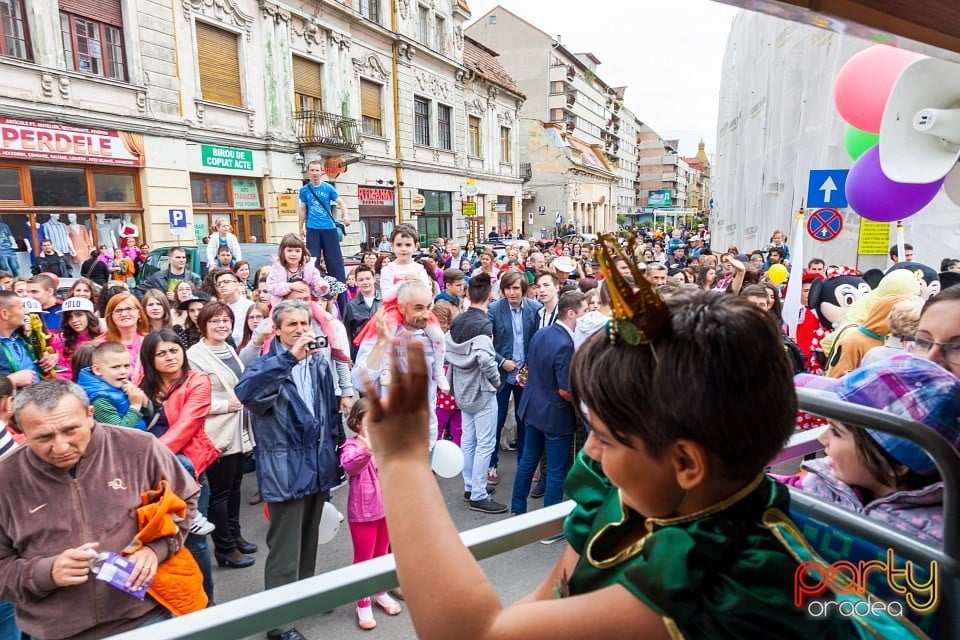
left=466, top=4, right=621, bottom=233
left=0, top=0, right=525, bottom=273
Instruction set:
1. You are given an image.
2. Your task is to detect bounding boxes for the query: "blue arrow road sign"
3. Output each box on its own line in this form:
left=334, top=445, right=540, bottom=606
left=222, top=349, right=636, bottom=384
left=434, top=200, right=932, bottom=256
left=807, top=169, right=849, bottom=209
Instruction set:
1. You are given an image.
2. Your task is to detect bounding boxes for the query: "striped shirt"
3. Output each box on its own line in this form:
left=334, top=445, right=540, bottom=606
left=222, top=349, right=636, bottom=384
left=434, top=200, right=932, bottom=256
left=42, top=220, right=71, bottom=255
left=0, top=424, right=17, bottom=461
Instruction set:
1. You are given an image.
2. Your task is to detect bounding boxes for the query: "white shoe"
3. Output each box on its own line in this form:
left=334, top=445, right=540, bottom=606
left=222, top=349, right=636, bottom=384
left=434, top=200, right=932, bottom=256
left=189, top=513, right=215, bottom=536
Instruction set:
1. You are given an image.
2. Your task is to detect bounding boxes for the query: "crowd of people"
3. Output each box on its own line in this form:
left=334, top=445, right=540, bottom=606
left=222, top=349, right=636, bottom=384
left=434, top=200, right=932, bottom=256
left=1, top=218, right=959, bottom=639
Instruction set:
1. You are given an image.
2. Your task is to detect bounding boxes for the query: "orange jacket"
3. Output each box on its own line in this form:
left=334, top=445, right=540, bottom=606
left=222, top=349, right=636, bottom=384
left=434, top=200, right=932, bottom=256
left=123, top=479, right=208, bottom=615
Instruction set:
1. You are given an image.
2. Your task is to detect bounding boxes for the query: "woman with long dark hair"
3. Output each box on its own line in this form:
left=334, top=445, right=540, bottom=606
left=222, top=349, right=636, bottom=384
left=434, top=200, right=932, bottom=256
left=56, top=297, right=102, bottom=379
left=187, top=303, right=256, bottom=569
left=173, top=293, right=210, bottom=351
left=142, top=289, right=173, bottom=333
left=140, top=328, right=219, bottom=600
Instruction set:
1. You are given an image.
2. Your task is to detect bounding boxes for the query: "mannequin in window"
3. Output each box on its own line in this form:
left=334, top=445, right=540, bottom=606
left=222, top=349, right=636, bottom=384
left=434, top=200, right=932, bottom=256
left=40, top=214, right=75, bottom=259
left=117, top=213, right=139, bottom=240
left=95, top=214, right=117, bottom=251
left=67, top=213, right=93, bottom=266
left=0, top=217, right=18, bottom=276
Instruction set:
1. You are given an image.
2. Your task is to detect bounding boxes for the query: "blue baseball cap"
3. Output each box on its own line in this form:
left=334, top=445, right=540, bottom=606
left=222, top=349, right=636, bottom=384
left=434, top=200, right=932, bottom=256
left=796, top=355, right=960, bottom=476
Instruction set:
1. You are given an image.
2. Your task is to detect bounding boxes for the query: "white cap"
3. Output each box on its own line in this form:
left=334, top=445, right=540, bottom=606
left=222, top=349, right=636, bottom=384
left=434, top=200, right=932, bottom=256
left=553, top=256, right=577, bottom=273
left=58, top=297, right=95, bottom=314
left=21, top=298, right=46, bottom=314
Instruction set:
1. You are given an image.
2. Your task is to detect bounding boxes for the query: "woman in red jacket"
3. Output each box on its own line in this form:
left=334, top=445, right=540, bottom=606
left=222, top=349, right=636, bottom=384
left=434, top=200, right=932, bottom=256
left=140, top=328, right=218, bottom=604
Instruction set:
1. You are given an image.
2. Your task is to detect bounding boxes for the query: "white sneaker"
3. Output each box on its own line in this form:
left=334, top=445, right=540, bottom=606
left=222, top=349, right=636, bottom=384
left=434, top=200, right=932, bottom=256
left=189, top=513, right=215, bottom=536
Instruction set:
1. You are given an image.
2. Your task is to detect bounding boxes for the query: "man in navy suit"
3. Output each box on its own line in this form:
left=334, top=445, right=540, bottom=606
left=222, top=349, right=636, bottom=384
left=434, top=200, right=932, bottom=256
left=511, top=290, right=587, bottom=522
left=486, top=271, right=541, bottom=486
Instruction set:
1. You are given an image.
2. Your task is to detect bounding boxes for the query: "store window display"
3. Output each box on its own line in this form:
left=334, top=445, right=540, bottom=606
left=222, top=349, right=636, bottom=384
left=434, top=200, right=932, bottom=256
left=67, top=214, right=93, bottom=265
left=0, top=217, right=19, bottom=276
left=39, top=214, right=75, bottom=259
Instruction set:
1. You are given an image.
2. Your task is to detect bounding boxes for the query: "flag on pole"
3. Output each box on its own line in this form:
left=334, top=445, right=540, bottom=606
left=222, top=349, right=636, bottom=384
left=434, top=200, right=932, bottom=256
left=896, top=221, right=906, bottom=263
left=781, top=207, right=805, bottom=340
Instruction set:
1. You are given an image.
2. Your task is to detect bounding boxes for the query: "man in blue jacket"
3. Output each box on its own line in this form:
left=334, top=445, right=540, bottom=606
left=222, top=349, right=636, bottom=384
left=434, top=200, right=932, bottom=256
left=235, top=299, right=340, bottom=640
left=511, top=289, right=587, bottom=528
left=486, top=271, right=541, bottom=486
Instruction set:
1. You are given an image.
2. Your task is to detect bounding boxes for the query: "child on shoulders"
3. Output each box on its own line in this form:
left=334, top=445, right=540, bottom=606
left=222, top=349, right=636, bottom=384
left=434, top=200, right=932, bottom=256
left=266, top=233, right=349, bottom=363
left=355, top=223, right=447, bottom=390
left=780, top=354, right=960, bottom=545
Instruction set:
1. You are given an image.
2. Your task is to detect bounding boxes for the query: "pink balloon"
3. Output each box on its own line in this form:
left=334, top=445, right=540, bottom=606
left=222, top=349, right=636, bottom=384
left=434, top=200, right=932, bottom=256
left=834, top=45, right=922, bottom=133
left=846, top=146, right=943, bottom=222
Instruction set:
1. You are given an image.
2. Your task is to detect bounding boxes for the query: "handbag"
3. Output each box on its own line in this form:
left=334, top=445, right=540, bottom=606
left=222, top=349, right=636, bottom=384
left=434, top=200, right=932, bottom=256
left=307, top=184, right=346, bottom=242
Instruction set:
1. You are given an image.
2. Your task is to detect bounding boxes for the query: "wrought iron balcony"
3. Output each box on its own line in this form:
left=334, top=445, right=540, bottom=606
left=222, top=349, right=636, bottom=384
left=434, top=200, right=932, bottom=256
left=520, top=162, right=532, bottom=182
left=293, top=110, right=362, bottom=151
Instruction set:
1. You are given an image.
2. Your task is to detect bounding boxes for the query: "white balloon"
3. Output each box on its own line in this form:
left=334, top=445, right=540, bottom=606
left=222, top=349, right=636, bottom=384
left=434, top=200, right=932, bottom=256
left=430, top=440, right=465, bottom=478
left=944, top=164, right=960, bottom=207
left=318, top=501, right=341, bottom=544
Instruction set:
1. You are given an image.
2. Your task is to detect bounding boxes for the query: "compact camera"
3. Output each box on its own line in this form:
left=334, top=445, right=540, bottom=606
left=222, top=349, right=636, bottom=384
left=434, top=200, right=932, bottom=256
left=307, top=337, right=328, bottom=351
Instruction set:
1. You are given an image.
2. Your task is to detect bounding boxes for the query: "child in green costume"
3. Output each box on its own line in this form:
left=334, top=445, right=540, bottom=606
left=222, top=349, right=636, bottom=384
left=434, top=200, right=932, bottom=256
left=359, top=235, right=926, bottom=640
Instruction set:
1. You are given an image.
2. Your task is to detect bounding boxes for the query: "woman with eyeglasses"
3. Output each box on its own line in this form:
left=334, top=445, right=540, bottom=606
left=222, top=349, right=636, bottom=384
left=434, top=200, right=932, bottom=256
left=912, top=285, right=960, bottom=378
left=212, top=269, right=253, bottom=345
left=187, top=303, right=256, bottom=570
left=100, top=293, right=149, bottom=382
left=239, top=303, right=269, bottom=351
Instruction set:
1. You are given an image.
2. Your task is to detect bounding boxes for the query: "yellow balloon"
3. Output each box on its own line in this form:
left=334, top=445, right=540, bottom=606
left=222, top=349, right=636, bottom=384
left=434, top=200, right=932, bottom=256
left=768, top=264, right=789, bottom=285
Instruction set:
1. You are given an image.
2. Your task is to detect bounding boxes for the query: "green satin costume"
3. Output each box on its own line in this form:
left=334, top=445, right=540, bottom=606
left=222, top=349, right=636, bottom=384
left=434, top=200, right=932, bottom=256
left=560, top=450, right=927, bottom=639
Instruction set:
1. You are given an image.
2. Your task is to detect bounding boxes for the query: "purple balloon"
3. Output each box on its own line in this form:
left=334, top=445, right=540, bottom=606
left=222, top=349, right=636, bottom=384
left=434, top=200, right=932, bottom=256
left=845, top=146, right=943, bottom=222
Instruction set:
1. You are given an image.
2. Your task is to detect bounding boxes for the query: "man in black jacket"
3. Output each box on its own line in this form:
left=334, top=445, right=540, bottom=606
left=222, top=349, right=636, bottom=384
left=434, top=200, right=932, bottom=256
left=132, top=246, right=202, bottom=302
left=342, top=265, right=380, bottom=360
left=34, top=240, right=70, bottom=278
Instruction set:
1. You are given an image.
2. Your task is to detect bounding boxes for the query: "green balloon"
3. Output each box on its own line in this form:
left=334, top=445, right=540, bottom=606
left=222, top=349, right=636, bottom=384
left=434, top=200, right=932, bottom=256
left=844, top=125, right=879, bottom=160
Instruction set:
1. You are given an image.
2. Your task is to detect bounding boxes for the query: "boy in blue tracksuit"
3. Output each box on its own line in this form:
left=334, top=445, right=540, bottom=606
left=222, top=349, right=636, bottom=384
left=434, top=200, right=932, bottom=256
left=76, top=341, right=148, bottom=430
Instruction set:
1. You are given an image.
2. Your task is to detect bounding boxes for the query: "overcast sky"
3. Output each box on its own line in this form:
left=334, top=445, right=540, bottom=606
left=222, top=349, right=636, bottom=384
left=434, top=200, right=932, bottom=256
left=465, top=0, right=738, bottom=158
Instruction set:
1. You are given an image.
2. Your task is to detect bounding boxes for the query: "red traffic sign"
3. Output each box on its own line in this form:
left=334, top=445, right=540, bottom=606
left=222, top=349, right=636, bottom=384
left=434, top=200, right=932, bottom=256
left=807, top=208, right=843, bottom=242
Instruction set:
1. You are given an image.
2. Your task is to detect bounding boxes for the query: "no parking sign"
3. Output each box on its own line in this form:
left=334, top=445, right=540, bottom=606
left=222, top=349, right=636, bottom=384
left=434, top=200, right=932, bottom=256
left=806, top=208, right=843, bottom=242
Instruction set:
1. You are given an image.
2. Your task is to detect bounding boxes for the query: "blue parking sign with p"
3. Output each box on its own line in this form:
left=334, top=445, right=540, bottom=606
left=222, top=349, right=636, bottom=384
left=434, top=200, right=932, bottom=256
left=169, top=208, right=187, bottom=229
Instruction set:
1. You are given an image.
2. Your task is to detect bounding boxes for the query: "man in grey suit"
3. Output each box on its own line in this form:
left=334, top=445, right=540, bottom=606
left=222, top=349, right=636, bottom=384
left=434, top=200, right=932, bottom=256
left=486, top=271, right=541, bottom=486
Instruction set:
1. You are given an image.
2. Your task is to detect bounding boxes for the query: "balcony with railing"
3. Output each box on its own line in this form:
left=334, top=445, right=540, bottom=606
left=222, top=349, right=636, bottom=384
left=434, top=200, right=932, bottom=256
left=293, top=111, right=362, bottom=151
left=520, top=162, right=532, bottom=182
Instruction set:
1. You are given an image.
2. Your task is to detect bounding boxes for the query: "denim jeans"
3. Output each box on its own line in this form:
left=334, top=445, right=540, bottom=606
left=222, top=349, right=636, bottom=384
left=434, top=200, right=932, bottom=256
left=510, top=425, right=572, bottom=515
left=491, top=381, right=524, bottom=470
left=0, top=253, right=18, bottom=277
left=306, top=227, right=347, bottom=310
left=185, top=471, right=214, bottom=603
left=0, top=599, right=18, bottom=639
left=461, top=395, right=498, bottom=501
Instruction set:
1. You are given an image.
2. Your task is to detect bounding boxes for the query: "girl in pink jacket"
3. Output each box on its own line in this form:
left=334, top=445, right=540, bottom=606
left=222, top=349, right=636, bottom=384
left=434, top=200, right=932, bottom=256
left=340, top=399, right=402, bottom=630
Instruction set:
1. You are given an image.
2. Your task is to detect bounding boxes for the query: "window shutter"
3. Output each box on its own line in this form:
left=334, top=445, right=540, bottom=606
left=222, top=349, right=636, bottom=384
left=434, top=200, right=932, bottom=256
left=196, top=22, right=242, bottom=107
left=360, top=79, right=381, bottom=119
left=293, top=56, right=323, bottom=99
left=59, top=0, right=122, bottom=27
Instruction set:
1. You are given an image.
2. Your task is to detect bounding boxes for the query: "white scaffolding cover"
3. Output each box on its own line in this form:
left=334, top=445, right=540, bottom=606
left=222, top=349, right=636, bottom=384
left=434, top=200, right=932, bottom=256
left=714, top=11, right=960, bottom=270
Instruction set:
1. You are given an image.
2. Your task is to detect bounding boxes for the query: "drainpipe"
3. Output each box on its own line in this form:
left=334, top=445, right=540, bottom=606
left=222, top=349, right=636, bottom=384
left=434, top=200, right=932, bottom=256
left=392, top=1, right=404, bottom=223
